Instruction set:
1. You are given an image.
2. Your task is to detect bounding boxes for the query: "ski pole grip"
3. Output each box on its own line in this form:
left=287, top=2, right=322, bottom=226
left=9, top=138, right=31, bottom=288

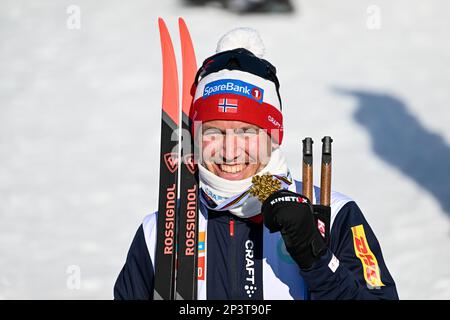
left=322, top=136, right=332, bottom=162
left=303, top=138, right=313, bottom=163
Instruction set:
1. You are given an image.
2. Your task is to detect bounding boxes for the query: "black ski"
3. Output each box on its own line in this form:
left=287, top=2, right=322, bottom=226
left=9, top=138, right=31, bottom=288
left=175, top=17, right=199, bottom=300
left=153, top=18, right=180, bottom=300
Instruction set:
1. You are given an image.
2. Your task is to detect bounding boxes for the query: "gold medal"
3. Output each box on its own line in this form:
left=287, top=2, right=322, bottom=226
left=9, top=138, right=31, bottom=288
left=249, top=173, right=282, bottom=203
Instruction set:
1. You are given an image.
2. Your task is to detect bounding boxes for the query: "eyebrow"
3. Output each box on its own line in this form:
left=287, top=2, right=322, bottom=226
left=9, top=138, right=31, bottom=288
left=202, top=125, right=259, bottom=131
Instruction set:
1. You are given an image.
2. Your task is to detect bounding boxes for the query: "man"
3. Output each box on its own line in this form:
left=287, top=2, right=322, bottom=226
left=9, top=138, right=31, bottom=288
left=114, top=28, right=398, bottom=300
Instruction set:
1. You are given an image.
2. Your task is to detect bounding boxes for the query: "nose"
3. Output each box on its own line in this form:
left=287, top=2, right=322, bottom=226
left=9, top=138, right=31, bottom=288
left=221, top=134, right=243, bottom=163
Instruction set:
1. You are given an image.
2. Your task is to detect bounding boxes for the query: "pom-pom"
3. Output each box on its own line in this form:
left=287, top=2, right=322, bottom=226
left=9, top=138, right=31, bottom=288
left=216, top=27, right=265, bottom=58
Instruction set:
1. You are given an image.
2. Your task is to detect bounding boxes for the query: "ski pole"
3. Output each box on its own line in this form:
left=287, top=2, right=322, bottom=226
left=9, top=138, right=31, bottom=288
left=320, top=136, right=333, bottom=206
left=302, top=137, right=313, bottom=203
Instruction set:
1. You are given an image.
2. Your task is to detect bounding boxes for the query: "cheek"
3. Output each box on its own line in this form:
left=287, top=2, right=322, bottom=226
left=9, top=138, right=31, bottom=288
left=201, top=140, right=214, bottom=158
left=245, top=136, right=270, bottom=160
left=201, top=139, right=222, bottom=161
left=245, top=138, right=259, bottom=155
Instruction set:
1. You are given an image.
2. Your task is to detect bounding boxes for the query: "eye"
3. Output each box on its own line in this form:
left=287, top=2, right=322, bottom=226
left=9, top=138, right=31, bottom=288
left=202, top=128, right=223, bottom=138
left=242, top=128, right=258, bottom=138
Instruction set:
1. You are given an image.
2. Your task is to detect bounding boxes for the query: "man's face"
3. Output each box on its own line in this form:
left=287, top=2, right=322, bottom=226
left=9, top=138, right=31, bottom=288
left=199, top=120, right=274, bottom=181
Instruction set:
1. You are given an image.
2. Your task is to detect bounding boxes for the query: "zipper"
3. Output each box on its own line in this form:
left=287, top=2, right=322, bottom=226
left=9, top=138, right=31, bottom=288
left=229, top=218, right=235, bottom=237
left=229, top=216, right=238, bottom=298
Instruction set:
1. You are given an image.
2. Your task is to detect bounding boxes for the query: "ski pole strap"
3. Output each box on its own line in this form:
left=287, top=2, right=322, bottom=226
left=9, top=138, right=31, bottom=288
left=200, top=173, right=293, bottom=211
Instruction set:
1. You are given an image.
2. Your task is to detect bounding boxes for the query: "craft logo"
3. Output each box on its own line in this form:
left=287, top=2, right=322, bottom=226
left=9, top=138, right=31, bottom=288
left=203, top=187, right=226, bottom=202
left=244, top=240, right=257, bottom=298
left=203, top=79, right=264, bottom=103
left=268, top=115, right=281, bottom=128
left=351, top=224, right=385, bottom=288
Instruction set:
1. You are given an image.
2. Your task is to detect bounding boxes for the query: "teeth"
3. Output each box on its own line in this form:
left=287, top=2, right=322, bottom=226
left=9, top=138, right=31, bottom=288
left=219, top=164, right=245, bottom=173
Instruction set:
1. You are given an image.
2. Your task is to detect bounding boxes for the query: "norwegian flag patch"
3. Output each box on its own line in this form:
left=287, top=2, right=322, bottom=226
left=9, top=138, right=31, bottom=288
left=218, top=98, right=238, bottom=113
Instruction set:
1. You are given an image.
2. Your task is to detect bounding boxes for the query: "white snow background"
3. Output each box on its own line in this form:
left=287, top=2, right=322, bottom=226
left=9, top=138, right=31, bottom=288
left=0, top=0, right=449, bottom=299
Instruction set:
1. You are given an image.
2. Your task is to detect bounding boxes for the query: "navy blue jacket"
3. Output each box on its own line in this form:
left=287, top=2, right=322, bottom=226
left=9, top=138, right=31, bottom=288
left=114, top=194, right=398, bottom=300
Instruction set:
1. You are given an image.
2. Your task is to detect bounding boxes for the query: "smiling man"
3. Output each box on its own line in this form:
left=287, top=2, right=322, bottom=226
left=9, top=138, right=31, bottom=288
left=114, top=28, right=399, bottom=300
left=201, top=120, right=271, bottom=180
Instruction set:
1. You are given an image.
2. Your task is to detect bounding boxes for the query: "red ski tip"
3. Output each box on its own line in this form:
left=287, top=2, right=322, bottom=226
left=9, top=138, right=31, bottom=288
left=158, top=17, right=180, bottom=126
left=178, top=17, right=198, bottom=118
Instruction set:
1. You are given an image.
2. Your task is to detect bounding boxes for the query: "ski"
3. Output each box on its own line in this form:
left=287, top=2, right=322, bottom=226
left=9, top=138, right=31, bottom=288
left=154, top=17, right=199, bottom=300
left=153, top=18, right=180, bottom=300
left=175, top=17, right=199, bottom=300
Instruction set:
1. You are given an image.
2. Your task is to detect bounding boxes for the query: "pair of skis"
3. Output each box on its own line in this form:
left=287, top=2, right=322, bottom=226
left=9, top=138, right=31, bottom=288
left=153, top=18, right=199, bottom=300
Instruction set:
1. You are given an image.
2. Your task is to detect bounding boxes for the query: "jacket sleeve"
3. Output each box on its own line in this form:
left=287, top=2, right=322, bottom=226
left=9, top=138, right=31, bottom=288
left=114, top=224, right=154, bottom=300
left=299, top=201, right=399, bottom=300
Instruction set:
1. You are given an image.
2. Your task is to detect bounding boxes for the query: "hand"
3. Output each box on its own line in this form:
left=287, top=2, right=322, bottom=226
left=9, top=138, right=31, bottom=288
left=261, top=189, right=327, bottom=269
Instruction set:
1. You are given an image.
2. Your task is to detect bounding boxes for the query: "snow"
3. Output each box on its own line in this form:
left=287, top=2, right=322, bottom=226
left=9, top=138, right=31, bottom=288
left=0, top=0, right=449, bottom=299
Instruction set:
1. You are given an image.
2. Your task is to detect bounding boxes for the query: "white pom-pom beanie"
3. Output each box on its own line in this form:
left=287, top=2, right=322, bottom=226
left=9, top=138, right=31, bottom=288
left=190, top=27, right=284, bottom=144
